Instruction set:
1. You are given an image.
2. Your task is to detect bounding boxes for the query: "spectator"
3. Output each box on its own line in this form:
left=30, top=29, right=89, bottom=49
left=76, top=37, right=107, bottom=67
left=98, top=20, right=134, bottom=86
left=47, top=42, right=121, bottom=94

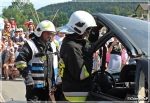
left=3, top=55, right=19, bottom=80
left=24, top=32, right=30, bottom=42
left=55, top=31, right=61, bottom=42
left=98, top=27, right=109, bottom=69
left=9, top=18, right=17, bottom=29
left=93, top=50, right=100, bottom=72
left=1, top=36, right=8, bottom=68
left=58, top=32, right=65, bottom=51
left=11, top=28, right=24, bottom=51
left=121, top=46, right=130, bottom=68
left=49, top=33, right=60, bottom=102
left=9, top=18, right=17, bottom=38
left=2, top=36, right=8, bottom=47
left=4, top=39, right=14, bottom=63
left=26, top=24, right=35, bottom=34
left=108, top=37, right=122, bottom=70
left=98, top=28, right=105, bottom=39
left=2, top=23, right=12, bottom=39
left=14, top=45, right=19, bottom=58
left=105, top=38, right=114, bottom=69
left=28, top=19, right=35, bottom=28
left=50, top=34, right=59, bottom=81
left=19, top=28, right=25, bottom=40
left=4, top=18, right=9, bottom=24
left=24, top=19, right=35, bottom=34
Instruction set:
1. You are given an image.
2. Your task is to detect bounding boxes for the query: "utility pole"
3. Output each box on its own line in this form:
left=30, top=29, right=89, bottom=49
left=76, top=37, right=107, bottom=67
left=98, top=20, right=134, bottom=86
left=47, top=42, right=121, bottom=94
left=52, top=9, right=59, bottom=22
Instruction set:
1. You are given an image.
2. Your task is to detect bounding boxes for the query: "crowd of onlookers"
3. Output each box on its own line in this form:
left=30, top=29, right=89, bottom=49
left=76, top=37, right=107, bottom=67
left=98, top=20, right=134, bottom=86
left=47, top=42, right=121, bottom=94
left=0, top=18, right=35, bottom=80
left=92, top=27, right=136, bottom=72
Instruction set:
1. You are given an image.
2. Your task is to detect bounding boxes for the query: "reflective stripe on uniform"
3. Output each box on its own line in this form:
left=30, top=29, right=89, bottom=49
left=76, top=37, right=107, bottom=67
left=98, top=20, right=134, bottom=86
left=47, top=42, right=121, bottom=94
left=64, top=92, right=88, bottom=102
left=58, top=58, right=65, bottom=77
left=54, top=40, right=59, bottom=47
left=42, top=55, right=46, bottom=61
left=34, top=84, right=44, bottom=88
left=15, top=61, right=27, bottom=65
left=32, top=73, right=44, bottom=77
left=63, top=92, right=88, bottom=96
left=16, top=63, right=27, bottom=68
left=34, top=80, right=44, bottom=84
left=80, top=65, right=89, bottom=80
left=84, top=65, right=89, bottom=78
left=31, top=66, right=44, bottom=71
left=65, top=96, right=87, bottom=102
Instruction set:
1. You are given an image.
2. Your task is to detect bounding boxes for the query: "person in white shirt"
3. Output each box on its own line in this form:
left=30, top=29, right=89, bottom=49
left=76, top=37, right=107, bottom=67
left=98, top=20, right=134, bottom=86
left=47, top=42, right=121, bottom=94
left=50, top=34, right=59, bottom=80
left=55, top=31, right=61, bottom=42
left=98, top=28, right=104, bottom=39
left=19, top=28, right=25, bottom=40
left=58, top=32, right=65, bottom=51
left=92, top=50, right=100, bottom=73
left=4, top=39, right=14, bottom=63
left=23, top=32, right=30, bottom=42
left=50, top=33, right=59, bottom=102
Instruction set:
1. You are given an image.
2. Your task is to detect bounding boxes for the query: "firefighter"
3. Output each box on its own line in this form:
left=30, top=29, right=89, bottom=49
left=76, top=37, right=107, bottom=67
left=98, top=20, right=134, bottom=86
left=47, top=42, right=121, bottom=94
left=58, top=10, right=97, bottom=102
left=15, top=20, right=56, bottom=102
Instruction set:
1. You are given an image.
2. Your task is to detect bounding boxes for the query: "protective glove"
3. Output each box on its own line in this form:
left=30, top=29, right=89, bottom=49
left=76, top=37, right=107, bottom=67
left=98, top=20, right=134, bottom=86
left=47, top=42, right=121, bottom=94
left=54, top=52, right=59, bottom=55
left=24, top=74, right=34, bottom=85
left=82, top=42, right=95, bottom=57
left=82, top=43, right=95, bottom=74
left=19, top=67, right=34, bottom=85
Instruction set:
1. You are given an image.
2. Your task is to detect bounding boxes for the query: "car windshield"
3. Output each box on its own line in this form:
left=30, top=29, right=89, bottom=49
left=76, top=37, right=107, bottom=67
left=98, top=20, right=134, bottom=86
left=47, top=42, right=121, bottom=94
left=103, top=14, right=149, bottom=56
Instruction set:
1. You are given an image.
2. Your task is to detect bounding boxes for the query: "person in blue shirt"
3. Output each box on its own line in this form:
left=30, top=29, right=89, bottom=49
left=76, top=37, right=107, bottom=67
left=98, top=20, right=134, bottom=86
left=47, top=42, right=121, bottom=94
left=14, top=45, right=19, bottom=58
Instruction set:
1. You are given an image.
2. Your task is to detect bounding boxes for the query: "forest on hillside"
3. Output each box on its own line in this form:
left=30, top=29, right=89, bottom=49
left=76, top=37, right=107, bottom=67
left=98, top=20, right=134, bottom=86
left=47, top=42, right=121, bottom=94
left=37, top=2, right=145, bottom=18
left=37, top=2, right=147, bottom=26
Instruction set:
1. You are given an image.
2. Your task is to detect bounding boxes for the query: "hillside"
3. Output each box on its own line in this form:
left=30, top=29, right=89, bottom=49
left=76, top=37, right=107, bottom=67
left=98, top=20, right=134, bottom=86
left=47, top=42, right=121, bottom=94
left=37, top=2, right=144, bottom=18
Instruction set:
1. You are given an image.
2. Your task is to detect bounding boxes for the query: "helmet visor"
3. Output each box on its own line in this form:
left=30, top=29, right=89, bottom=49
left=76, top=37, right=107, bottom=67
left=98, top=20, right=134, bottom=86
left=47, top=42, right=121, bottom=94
left=59, top=25, right=75, bottom=34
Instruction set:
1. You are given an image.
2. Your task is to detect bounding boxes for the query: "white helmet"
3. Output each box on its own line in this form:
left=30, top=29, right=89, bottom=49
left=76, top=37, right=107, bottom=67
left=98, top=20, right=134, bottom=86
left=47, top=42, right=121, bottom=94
left=59, top=10, right=97, bottom=35
left=34, top=20, right=56, bottom=37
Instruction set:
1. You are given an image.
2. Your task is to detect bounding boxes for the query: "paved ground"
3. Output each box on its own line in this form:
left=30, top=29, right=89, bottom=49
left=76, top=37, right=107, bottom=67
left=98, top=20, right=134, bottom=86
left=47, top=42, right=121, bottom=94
left=1, top=77, right=27, bottom=103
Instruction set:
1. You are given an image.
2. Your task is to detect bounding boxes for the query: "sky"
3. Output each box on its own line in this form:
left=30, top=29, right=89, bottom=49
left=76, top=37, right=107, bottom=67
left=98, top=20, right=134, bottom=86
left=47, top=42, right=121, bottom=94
left=0, top=0, right=72, bottom=14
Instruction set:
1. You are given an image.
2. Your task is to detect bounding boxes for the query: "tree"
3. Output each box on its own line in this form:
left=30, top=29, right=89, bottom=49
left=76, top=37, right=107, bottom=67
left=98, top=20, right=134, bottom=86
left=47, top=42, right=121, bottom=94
left=37, top=2, right=140, bottom=19
left=2, top=0, right=40, bottom=30
left=125, top=11, right=133, bottom=16
left=113, top=6, right=120, bottom=15
left=57, top=12, right=68, bottom=27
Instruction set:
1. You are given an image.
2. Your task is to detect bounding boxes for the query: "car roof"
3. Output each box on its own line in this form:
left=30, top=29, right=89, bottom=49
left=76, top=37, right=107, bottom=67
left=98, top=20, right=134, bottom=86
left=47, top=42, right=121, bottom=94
left=92, top=13, right=149, bottom=58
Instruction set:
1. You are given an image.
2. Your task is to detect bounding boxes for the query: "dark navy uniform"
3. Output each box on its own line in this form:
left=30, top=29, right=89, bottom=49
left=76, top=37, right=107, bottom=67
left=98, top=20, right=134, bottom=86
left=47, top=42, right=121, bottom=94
left=15, top=37, right=54, bottom=101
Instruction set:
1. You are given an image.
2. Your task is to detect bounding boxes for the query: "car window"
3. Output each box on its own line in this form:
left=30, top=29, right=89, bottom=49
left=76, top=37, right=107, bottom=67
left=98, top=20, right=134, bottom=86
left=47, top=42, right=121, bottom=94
left=104, top=14, right=149, bottom=56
